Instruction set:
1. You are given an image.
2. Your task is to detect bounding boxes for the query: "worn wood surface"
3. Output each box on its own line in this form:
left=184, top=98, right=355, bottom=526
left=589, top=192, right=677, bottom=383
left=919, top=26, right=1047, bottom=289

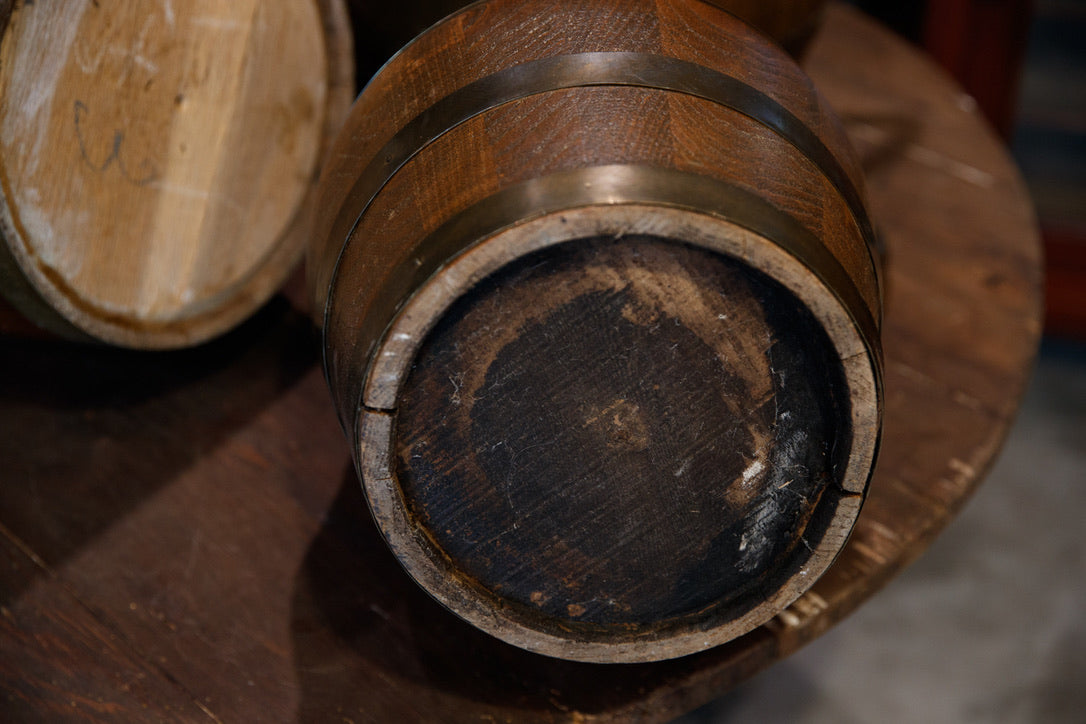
left=0, top=0, right=353, bottom=348
left=392, top=237, right=860, bottom=653
left=0, top=4, right=1041, bottom=721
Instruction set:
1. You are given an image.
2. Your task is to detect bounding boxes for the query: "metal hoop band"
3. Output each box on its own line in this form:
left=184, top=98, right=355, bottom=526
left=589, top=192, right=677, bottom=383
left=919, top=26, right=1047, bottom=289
left=322, top=51, right=880, bottom=343
left=346, top=163, right=882, bottom=415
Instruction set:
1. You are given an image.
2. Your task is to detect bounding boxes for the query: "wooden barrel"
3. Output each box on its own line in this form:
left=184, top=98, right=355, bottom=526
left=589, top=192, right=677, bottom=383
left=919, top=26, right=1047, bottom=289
left=0, top=0, right=354, bottom=348
left=311, top=0, right=882, bottom=663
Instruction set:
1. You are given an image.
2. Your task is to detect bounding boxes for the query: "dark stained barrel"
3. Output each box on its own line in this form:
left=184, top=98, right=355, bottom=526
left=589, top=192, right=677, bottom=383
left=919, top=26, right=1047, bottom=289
left=311, top=0, right=882, bottom=663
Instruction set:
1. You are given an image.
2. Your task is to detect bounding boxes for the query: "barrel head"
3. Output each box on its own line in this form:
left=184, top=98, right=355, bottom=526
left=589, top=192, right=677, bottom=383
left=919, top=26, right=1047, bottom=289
left=396, top=237, right=852, bottom=632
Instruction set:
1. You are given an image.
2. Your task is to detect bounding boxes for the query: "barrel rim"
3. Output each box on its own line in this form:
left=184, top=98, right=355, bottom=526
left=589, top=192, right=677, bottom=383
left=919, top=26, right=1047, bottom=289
left=354, top=199, right=881, bottom=663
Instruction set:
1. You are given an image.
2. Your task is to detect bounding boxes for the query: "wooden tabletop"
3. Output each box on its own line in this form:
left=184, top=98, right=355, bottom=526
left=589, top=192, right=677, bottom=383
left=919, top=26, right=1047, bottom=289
left=0, top=4, right=1042, bottom=722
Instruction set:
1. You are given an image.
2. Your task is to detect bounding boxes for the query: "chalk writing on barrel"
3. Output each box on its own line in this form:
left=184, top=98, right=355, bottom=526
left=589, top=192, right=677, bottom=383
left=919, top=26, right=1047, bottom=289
left=73, top=100, right=157, bottom=186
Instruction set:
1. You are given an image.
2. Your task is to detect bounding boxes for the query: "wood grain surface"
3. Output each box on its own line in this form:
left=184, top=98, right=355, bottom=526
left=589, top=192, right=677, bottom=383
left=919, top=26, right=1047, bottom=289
left=0, top=4, right=1041, bottom=721
left=0, top=0, right=353, bottom=348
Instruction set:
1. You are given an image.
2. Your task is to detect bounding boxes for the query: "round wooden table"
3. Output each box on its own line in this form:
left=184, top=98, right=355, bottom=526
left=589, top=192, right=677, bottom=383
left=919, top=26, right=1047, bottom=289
left=0, top=4, right=1042, bottom=721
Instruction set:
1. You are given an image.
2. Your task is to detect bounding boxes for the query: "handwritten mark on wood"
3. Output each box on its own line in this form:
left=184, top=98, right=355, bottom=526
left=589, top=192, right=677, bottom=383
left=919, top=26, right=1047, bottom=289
left=73, top=100, right=157, bottom=185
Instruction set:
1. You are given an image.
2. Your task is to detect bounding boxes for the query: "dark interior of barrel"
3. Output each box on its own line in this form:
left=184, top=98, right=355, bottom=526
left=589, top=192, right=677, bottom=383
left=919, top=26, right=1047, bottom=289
left=391, top=235, right=853, bottom=639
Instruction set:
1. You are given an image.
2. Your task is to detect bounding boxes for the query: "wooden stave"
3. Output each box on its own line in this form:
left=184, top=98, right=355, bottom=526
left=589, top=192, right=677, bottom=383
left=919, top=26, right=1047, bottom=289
left=310, top=0, right=867, bottom=314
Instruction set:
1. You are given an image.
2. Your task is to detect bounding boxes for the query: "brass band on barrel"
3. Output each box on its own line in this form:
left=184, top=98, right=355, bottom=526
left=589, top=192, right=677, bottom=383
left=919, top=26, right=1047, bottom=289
left=352, top=163, right=881, bottom=416
left=322, top=51, right=880, bottom=341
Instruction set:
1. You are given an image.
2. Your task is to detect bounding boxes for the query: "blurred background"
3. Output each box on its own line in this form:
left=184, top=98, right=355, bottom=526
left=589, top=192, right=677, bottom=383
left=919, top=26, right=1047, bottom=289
left=681, top=1, right=1086, bottom=721
left=0, top=1, right=1080, bottom=720
left=851, top=0, right=1086, bottom=338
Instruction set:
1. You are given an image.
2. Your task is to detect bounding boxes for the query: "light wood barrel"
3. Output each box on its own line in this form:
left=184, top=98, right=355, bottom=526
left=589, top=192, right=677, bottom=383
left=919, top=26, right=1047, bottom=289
left=0, top=0, right=354, bottom=348
left=312, top=0, right=881, bottom=663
